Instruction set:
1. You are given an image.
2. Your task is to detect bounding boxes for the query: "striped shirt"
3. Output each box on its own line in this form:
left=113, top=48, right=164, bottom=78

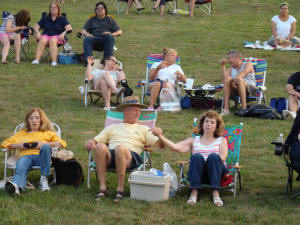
left=192, top=136, right=223, bottom=160
left=0, top=13, right=16, bottom=34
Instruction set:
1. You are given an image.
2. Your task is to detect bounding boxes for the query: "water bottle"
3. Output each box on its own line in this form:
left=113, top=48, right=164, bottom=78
left=276, top=133, right=284, bottom=144
left=193, top=118, right=198, bottom=137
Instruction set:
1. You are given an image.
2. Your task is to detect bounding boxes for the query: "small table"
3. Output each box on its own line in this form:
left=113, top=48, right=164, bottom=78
left=184, top=85, right=223, bottom=110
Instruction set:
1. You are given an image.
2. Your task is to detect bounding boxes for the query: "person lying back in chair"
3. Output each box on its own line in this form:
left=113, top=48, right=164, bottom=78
left=85, top=96, right=165, bottom=202
left=152, top=110, right=228, bottom=206
left=1, top=108, right=66, bottom=195
left=148, top=48, right=186, bottom=110
left=220, top=50, right=256, bottom=116
left=85, top=55, right=130, bottom=110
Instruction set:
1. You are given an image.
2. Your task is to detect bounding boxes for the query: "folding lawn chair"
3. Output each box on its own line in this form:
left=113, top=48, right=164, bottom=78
left=0, top=11, right=32, bottom=61
left=185, top=0, right=213, bottom=15
left=87, top=109, right=157, bottom=188
left=152, top=0, right=178, bottom=13
left=117, top=0, right=144, bottom=14
left=221, top=58, right=268, bottom=109
left=140, top=54, right=183, bottom=105
left=177, top=120, right=243, bottom=197
left=83, top=59, right=124, bottom=107
left=2, top=123, right=61, bottom=188
left=38, top=12, right=72, bottom=62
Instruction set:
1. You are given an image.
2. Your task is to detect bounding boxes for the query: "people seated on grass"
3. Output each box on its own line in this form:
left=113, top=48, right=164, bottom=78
left=285, top=109, right=300, bottom=179
left=148, top=48, right=186, bottom=110
left=85, top=55, right=128, bottom=110
left=125, top=0, right=145, bottom=15
left=152, top=110, right=228, bottom=206
left=1, top=108, right=66, bottom=195
left=81, top=2, right=122, bottom=65
left=267, top=2, right=299, bottom=48
left=220, top=50, right=256, bottom=116
left=85, top=96, right=164, bottom=202
left=152, top=0, right=166, bottom=16
left=283, top=71, right=300, bottom=120
left=31, top=1, right=72, bottom=66
left=0, top=9, right=31, bottom=64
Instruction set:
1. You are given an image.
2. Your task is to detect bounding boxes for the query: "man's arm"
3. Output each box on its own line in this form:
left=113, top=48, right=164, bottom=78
left=219, top=58, right=231, bottom=83
left=81, top=28, right=93, bottom=38
left=235, top=61, right=253, bottom=79
left=286, top=84, right=300, bottom=98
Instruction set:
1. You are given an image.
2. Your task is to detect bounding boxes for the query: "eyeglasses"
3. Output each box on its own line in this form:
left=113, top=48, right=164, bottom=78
left=96, top=6, right=104, bottom=10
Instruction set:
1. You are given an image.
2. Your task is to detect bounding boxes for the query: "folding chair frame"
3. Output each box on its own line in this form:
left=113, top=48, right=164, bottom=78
left=186, top=0, right=213, bottom=15
left=2, top=123, right=61, bottom=186
left=152, top=0, right=178, bottom=13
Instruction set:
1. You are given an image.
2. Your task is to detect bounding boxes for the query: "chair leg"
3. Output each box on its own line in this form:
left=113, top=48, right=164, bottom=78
left=87, top=150, right=92, bottom=188
left=238, top=170, right=242, bottom=190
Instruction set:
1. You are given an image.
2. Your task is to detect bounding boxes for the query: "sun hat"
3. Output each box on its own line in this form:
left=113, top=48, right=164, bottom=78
left=115, top=96, right=148, bottom=112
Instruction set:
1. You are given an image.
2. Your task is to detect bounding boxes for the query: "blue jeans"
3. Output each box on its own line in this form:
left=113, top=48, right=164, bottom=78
left=187, top=153, right=228, bottom=190
left=12, top=144, right=52, bottom=190
left=83, top=35, right=115, bottom=60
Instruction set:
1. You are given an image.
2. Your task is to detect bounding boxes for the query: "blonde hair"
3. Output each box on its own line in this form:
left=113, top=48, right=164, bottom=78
left=49, top=1, right=61, bottom=17
left=162, top=48, right=177, bottom=60
left=198, top=110, right=224, bottom=138
left=24, top=108, right=54, bottom=132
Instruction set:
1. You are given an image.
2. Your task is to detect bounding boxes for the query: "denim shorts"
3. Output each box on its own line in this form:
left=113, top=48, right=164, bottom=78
left=108, top=149, right=143, bottom=170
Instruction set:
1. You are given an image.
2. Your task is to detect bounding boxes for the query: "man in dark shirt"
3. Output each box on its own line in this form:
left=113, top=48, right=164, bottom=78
left=81, top=2, right=122, bottom=63
left=283, top=72, right=300, bottom=119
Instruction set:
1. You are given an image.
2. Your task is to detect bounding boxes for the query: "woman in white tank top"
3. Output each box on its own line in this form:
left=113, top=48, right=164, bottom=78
left=152, top=110, right=228, bottom=206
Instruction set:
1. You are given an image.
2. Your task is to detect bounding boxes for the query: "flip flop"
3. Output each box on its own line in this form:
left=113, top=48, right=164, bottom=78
left=95, top=190, right=107, bottom=200
left=213, top=196, right=223, bottom=207
left=114, top=191, right=125, bottom=202
left=187, top=195, right=197, bottom=204
left=137, top=7, right=145, bottom=11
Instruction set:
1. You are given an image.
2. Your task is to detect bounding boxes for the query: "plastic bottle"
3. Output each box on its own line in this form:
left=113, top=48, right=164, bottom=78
left=193, top=118, right=198, bottom=137
left=277, top=133, right=284, bottom=144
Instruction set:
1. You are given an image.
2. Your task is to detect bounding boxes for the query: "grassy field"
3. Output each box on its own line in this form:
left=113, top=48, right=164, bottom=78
left=0, top=0, right=300, bottom=224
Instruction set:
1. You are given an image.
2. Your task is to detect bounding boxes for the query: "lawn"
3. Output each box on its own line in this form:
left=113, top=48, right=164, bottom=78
left=0, top=0, right=300, bottom=224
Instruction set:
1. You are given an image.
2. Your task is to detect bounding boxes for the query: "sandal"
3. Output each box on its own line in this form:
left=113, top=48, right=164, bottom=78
left=114, top=191, right=125, bottom=202
left=95, top=190, right=107, bottom=200
left=213, top=196, right=223, bottom=207
left=187, top=195, right=197, bottom=205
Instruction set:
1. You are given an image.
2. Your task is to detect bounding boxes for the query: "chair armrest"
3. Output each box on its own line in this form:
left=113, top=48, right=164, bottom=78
left=85, top=78, right=89, bottom=84
left=176, top=160, right=189, bottom=165
left=233, top=165, right=242, bottom=169
left=141, top=81, right=146, bottom=86
left=2, top=148, right=8, bottom=152
left=178, top=82, right=184, bottom=87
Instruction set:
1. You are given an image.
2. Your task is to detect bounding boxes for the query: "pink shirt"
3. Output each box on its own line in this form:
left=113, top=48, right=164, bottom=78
left=192, top=136, right=223, bottom=161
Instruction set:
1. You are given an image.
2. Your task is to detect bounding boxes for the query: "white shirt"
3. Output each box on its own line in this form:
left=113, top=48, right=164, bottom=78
left=271, top=15, right=297, bottom=39
left=91, top=69, right=118, bottom=83
left=150, top=62, right=184, bottom=85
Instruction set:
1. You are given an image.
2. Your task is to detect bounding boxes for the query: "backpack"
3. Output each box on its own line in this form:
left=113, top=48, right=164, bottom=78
left=235, top=104, right=282, bottom=119
left=52, top=158, right=84, bottom=187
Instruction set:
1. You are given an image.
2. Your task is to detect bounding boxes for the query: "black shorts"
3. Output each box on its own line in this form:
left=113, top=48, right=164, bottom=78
left=108, top=149, right=143, bottom=170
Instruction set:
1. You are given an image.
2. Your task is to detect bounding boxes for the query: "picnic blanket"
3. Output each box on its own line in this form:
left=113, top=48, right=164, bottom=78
left=243, top=40, right=300, bottom=51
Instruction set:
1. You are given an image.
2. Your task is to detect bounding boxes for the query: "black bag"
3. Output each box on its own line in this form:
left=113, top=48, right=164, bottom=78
left=235, top=104, right=282, bottom=119
left=52, top=158, right=84, bottom=187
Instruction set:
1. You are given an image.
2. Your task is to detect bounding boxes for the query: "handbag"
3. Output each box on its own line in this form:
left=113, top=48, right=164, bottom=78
left=220, top=173, right=233, bottom=187
left=180, top=95, right=191, bottom=109
left=58, top=52, right=78, bottom=65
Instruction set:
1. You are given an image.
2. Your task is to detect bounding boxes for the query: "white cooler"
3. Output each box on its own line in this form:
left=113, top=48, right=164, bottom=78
left=128, top=171, right=170, bottom=202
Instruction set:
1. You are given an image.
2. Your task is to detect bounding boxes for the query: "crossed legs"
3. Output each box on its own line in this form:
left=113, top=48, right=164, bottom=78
left=1, top=33, right=21, bottom=63
left=94, top=143, right=132, bottom=192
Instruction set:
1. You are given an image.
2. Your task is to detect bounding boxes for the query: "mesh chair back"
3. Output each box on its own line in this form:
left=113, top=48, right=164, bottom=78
left=223, top=124, right=243, bottom=174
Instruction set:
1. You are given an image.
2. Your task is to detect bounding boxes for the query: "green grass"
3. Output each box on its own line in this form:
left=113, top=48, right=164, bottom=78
left=0, top=0, right=300, bottom=224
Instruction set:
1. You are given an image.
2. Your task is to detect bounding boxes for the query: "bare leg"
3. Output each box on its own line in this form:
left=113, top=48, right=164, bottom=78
left=34, top=37, right=48, bottom=61
left=99, top=78, right=112, bottom=108
left=114, top=145, right=132, bottom=192
left=103, top=72, right=118, bottom=92
left=189, top=0, right=196, bottom=17
left=160, top=5, right=165, bottom=15
left=12, top=33, right=21, bottom=63
left=48, top=38, right=58, bottom=63
left=223, top=76, right=232, bottom=111
left=154, top=0, right=161, bottom=8
left=125, top=0, right=134, bottom=14
left=288, top=94, right=299, bottom=113
left=235, top=79, right=247, bottom=109
left=94, top=143, right=111, bottom=191
left=148, top=81, right=162, bottom=108
left=1, top=36, right=10, bottom=62
left=134, top=0, right=143, bottom=8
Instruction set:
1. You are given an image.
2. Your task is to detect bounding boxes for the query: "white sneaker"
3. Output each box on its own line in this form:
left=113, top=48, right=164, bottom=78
left=282, top=110, right=296, bottom=120
left=220, top=109, right=230, bottom=116
left=39, top=177, right=50, bottom=191
left=5, top=181, right=20, bottom=195
left=51, top=61, right=57, bottom=67
left=115, top=87, right=125, bottom=98
left=31, top=59, right=39, bottom=64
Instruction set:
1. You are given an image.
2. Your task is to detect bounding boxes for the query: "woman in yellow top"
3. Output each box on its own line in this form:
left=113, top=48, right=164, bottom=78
left=1, top=108, right=66, bottom=195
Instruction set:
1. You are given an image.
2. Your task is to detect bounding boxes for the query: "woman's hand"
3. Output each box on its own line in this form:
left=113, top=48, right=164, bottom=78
left=36, top=32, right=41, bottom=41
left=87, top=56, right=94, bottom=65
left=58, top=32, right=65, bottom=41
left=35, top=141, right=47, bottom=149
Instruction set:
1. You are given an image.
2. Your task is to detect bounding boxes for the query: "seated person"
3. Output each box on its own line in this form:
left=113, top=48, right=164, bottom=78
left=189, top=0, right=197, bottom=17
left=0, top=9, right=31, bottom=64
left=152, top=0, right=166, bottom=16
left=81, top=2, right=122, bottom=64
left=152, top=110, right=228, bottom=206
left=285, top=109, right=300, bottom=179
left=220, top=50, right=256, bottom=116
left=85, top=96, right=164, bottom=202
left=148, top=48, right=186, bottom=110
left=1, top=108, right=66, bottom=195
left=283, top=71, right=300, bottom=120
left=125, top=0, right=145, bottom=15
left=85, top=55, right=128, bottom=110
left=267, top=2, right=299, bottom=47
left=32, top=1, right=72, bottom=66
